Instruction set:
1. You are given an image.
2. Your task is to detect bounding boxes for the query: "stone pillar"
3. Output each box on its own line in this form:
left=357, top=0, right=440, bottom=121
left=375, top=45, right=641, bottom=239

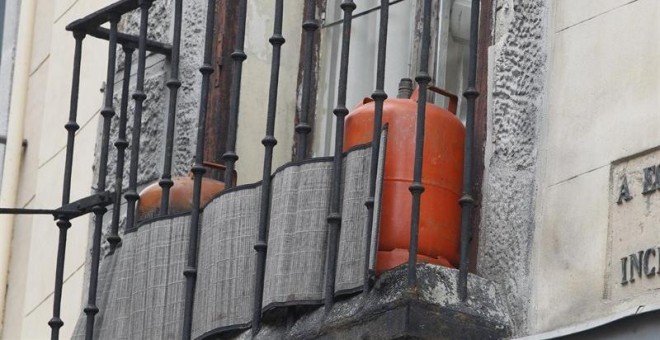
left=477, top=0, right=549, bottom=334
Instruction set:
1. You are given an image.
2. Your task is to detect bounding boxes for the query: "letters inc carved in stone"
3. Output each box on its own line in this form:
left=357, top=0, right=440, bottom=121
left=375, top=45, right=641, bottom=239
left=607, top=147, right=660, bottom=301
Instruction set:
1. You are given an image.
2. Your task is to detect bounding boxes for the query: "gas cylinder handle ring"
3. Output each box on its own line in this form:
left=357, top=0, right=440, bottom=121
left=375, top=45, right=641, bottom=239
left=428, top=85, right=458, bottom=115
left=410, top=85, right=459, bottom=115
left=201, top=161, right=238, bottom=185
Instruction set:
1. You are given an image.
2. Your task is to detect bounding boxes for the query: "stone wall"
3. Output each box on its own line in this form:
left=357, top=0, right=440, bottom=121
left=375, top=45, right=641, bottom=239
left=101, top=0, right=206, bottom=193
left=528, top=0, right=660, bottom=335
left=477, top=0, right=549, bottom=335
left=91, top=0, right=207, bottom=251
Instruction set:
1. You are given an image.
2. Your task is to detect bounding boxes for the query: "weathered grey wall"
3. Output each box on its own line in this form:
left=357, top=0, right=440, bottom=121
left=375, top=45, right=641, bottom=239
left=476, top=0, right=549, bottom=335
left=102, top=0, right=206, bottom=191
left=91, top=0, right=206, bottom=247
left=86, top=0, right=207, bottom=295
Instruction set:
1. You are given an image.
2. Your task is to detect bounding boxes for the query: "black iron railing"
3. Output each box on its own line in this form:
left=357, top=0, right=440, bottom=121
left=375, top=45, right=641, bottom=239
left=0, top=0, right=482, bottom=339
left=324, top=0, right=356, bottom=309
left=56, top=1, right=173, bottom=339
left=182, top=0, right=213, bottom=336
left=295, top=0, right=319, bottom=161
left=252, top=0, right=285, bottom=332
left=362, top=0, right=390, bottom=294
left=459, top=0, right=481, bottom=302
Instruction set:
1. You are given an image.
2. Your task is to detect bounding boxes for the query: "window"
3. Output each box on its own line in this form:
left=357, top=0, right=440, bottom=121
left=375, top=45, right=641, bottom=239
left=313, top=0, right=474, bottom=156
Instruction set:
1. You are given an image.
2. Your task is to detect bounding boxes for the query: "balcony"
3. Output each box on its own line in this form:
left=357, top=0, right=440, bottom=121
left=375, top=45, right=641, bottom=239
left=1, top=0, right=510, bottom=339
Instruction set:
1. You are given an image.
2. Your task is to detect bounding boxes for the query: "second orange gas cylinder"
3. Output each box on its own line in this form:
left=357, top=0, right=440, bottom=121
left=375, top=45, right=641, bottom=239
left=344, top=80, right=465, bottom=274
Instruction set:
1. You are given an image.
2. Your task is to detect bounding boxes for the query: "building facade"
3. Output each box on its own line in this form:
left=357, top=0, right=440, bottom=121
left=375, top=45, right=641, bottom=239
left=0, top=0, right=657, bottom=339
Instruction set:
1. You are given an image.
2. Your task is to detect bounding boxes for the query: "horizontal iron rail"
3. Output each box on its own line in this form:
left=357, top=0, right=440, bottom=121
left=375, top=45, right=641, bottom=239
left=322, top=0, right=405, bottom=28
left=66, top=0, right=151, bottom=32
left=0, top=208, right=62, bottom=215
left=90, top=27, right=172, bottom=56
left=0, top=191, right=115, bottom=219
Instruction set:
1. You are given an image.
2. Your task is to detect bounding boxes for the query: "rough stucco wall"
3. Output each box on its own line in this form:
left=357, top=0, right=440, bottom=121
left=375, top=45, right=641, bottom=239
left=102, top=0, right=205, bottom=190
left=89, top=0, right=206, bottom=255
left=477, top=0, right=548, bottom=335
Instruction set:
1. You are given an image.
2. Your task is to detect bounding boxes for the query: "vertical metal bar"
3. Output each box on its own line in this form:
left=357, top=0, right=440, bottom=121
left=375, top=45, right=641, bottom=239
left=407, top=0, right=433, bottom=289
left=182, top=0, right=216, bottom=338
left=124, top=0, right=152, bottom=231
left=252, top=0, right=285, bottom=332
left=221, top=0, right=248, bottom=188
left=108, top=45, right=135, bottom=250
left=85, top=14, right=119, bottom=339
left=458, top=0, right=481, bottom=302
left=295, top=0, right=319, bottom=161
left=362, top=0, right=389, bottom=292
left=324, top=0, right=356, bottom=309
left=49, top=30, right=85, bottom=340
left=158, top=0, right=184, bottom=216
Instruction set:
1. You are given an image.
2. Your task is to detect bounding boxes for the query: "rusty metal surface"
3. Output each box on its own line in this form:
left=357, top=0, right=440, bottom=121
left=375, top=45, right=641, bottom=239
left=203, top=0, right=240, bottom=181
left=470, top=0, right=494, bottom=273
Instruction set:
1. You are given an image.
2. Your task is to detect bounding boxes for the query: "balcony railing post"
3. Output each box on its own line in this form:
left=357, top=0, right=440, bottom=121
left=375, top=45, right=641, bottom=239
left=295, top=0, right=319, bottom=161
left=108, top=44, right=135, bottom=250
left=324, top=0, right=356, bottom=310
left=49, top=30, right=85, bottom=340
left=408, top=0, right=433, bottom=289
left=124, top=0, right=152, bottom=231
left=84, top=13, right=120, bottom=339
left=182, top=0, right=216, bottom=338
left=252, top=0, right=285, bottom=333
left=159, top=0, right=184, bottom=215
left=221, top=0, right=248, bottom=188
left=458, top=0, right=481, bottom=302
left=362, top=0, right=390, bottom=293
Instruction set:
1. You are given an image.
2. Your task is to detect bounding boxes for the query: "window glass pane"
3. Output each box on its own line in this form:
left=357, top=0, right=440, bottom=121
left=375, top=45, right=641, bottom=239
left=314, top=0, right=473, bottom=156
left=435, top=0, right=471, bottom=121
left=315, top=0, right=415, bottom=156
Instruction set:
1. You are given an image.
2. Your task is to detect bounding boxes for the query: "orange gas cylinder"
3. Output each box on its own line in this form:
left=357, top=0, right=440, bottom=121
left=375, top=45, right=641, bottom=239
left=136, top=162, right=236, bottom=220
left=344, top=81, right=465, bottom=274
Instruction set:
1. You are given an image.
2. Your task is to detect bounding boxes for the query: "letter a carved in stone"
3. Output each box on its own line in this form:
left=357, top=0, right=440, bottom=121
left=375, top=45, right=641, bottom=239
left=616, top=175, right=633, bottom=204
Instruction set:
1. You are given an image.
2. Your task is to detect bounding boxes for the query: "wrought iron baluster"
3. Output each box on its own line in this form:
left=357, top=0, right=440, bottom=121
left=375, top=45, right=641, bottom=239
left=182, top=0, right=216, bottom=338
left=125, top=0, right=152, bottom=231
left=159, top=0, right=183, bottom=215
left=407, top=0, right=433, bottom=289
left=49, top=30, right=85, bottom=340
left=324, top=0, right=356, bottom=309
left=85, top=13, right=120, bottom=339
left=252, top=0, right=285, bottom=333
left=362, top=0, right=390, bottom=292
left=108, top=45, right=135, bottom=250
left=221, top=0, right=248, bottom=188
left=458, top=0, right=481, bottom=302
left=295, top=0, right=319, bottom=161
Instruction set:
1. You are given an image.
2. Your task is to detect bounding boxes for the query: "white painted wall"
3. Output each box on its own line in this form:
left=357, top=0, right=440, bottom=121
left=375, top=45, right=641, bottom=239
left=0, top=0, right=21, bottom=186
left=235, top=0, right=304, bottom=184
left=1, top=0, right=113, bottom=338
left=529, top=0, right=660, bottom=335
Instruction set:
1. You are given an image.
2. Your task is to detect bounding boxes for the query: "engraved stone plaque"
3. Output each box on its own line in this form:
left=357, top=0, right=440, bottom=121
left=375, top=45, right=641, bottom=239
left=606, top=147, right=660, bottom=301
